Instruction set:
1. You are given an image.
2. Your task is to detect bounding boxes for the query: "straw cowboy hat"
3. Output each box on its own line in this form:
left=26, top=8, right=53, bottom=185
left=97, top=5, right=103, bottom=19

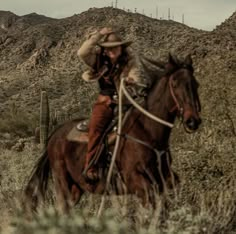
left=98, top=32, right=132, bottom=48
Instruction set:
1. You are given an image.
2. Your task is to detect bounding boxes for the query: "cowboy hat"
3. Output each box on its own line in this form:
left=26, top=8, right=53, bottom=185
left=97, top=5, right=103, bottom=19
left=98, top=32, right=132, bottom=48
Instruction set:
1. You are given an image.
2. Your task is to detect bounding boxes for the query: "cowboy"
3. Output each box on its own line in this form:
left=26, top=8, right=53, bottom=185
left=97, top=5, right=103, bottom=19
left=78, top=27, right=148, bottom=181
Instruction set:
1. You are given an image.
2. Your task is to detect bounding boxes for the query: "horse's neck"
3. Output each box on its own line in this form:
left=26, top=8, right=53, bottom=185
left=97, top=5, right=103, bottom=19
left=140, top=77, right=176, bottom=148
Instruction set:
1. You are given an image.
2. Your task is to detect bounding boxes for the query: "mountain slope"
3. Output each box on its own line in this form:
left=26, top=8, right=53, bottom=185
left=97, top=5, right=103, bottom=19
left=0, top=7, right=235, bottom=131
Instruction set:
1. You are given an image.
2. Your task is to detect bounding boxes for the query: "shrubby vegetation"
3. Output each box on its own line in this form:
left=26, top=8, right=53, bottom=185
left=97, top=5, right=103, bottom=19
left=0, top=142, right=235, bottom=233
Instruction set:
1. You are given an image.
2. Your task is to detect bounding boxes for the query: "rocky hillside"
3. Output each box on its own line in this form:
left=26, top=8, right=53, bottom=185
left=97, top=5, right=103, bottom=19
left=214, top=11, right=236, bottom=37
left=0, top=7, right=235, bottom=139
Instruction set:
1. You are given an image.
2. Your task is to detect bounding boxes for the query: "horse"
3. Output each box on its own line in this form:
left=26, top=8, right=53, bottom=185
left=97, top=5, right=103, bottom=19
left=24, top=53, right=201, bottom=213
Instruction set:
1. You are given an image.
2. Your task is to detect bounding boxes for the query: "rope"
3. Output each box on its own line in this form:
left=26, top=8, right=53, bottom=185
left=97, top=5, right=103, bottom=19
left=121, top=81, right=174, bottom=128
left=97, top=78, right=174, bottom=217
left=97, top=78, right=125, bottom=217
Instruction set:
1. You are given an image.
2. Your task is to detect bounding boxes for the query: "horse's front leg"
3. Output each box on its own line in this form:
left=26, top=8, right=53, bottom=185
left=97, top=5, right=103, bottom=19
left=127, top=170, right=157, bottom=209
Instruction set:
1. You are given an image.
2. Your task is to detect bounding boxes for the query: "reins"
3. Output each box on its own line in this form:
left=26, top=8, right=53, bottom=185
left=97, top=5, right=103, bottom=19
left=98, top=61, right=199, bottom=217
left=121, top=80, right=175, bottom=128
left=98, top=76, right=176, bottom=217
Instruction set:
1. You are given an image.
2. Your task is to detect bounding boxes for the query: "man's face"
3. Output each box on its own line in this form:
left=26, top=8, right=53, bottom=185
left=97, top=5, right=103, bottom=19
left=105, top=46, right=122, bottom=61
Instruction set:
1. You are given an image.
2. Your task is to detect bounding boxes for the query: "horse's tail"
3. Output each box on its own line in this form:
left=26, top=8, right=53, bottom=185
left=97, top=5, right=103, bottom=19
left=24, top=149, right=51, bottom=210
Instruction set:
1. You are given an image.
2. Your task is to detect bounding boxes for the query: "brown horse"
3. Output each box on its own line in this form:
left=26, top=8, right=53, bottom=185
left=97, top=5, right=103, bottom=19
left=24, top=54, right=201, bottom=212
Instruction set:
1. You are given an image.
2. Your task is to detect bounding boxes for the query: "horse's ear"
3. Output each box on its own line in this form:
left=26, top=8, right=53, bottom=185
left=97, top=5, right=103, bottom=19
left=185, top=54, right=193, bottom=66
left=168, top=53, right=178, bottom=66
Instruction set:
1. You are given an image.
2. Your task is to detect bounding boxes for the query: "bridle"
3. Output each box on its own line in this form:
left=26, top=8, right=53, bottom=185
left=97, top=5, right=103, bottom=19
left=114, top=65, right=201, bottom=152
left=101, top=58, right=201, bottom=215
left=169, top=74, right=184, bottom=118
left=168, top=67, right=201, bottom=121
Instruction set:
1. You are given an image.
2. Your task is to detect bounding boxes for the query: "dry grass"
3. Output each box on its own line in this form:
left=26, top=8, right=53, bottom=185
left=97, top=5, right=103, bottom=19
left=0, top=132, right=236, bottom=233
left=0, top=110, right=38, bottom=137
left=1, top=183, right=236, bottom=233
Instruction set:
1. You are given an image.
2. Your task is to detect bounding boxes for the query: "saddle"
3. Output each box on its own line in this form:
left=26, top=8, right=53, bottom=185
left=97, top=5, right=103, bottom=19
left=66, top=119, right=117, bottom=145
left=66, top=117, right=118, bottom=175
left=66, top=104, right=132, bottom=145
left=66, top=106, right=132, bottom=176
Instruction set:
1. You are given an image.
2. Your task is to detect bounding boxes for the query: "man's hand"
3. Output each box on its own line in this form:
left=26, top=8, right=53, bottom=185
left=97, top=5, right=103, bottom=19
left=99, top=27, right=113, bottom=36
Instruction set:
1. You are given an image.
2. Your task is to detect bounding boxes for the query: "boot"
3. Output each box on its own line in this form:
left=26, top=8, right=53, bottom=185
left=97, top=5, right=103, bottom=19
left=83, top=95, right=113, bottom=181
left=83, top=155, right=99, bottom=181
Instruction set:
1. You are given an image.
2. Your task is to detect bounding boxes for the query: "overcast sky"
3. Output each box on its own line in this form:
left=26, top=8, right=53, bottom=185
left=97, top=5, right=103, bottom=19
left=0, top=0, right=235, bottom=30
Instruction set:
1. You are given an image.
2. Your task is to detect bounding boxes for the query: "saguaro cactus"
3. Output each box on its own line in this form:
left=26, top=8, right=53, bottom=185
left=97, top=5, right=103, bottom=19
left=50, top=109, right=59, bottom=130
left=40, top=91, right=50, bottom=150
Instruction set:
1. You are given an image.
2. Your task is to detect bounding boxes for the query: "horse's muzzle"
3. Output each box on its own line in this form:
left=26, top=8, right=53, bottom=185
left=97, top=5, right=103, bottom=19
left=184, top=117, right=202, bottom=133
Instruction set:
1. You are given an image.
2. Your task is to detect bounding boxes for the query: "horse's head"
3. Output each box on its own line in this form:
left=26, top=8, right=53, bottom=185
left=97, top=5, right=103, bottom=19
left=166, top=53, right=201, bottom=132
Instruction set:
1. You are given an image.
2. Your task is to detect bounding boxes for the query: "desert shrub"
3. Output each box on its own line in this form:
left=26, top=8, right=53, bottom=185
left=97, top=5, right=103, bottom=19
left=11, top=207, right=130, bottom=234
left=0, top=112, right=38, bottom=137
left=8, top=186, right=236, bottom=234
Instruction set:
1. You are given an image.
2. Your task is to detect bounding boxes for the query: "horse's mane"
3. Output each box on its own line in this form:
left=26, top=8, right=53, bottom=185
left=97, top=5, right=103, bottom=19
left=140, top=53, right=194, bottom=90
left=139, top=56, right=164, bottom=91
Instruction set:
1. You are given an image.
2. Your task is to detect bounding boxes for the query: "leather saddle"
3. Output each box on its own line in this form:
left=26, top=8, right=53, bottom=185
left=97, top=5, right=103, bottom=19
left=66, top=107, right=132, bottom=177
left=66, top=119, right=117, bottom=145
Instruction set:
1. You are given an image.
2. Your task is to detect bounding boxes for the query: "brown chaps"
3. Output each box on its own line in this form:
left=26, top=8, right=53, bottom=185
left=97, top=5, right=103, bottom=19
left=85, top=95, right=114, bottom=169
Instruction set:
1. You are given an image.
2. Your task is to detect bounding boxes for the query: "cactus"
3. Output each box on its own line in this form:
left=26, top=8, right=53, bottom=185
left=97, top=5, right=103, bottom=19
left=40, top=91, right=50, bottom=150
left=50, top=109, right=59, bottom=130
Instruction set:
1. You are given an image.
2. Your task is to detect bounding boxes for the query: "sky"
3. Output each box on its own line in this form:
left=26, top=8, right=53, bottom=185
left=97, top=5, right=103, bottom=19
left=0, top=0, right=235, bottom=30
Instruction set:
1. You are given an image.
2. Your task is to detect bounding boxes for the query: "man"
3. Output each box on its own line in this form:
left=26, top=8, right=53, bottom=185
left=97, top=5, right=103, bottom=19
left=78, top=27, right=147, bottom=181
